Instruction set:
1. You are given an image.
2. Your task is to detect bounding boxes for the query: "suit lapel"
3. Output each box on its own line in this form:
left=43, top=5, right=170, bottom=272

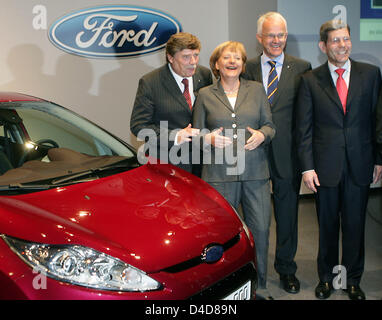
left=161, top=65, right=192, bottom=113
left=346, top=60, right=362, bottom=113
left=250, top=56, right=263, bottom=83
left=271, top=55, right=293, bottom=106
left=192, top=67, right=204, bottom=90
left=192, top=67, right=205, bottom=101
left=248, top=55, right=292, bottom=107
left=210, top=78, right=250, bottom=112
left=315, top=63, right=344, bottom=113
left=211, top=81, right=235, bottom=111
left=235, top=78, right=250, bottom=111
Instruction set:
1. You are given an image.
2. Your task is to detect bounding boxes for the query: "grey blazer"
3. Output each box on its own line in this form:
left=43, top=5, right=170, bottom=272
left=192, top=78, right=275, bottom=182
left=243, top=54, right=312, bottom=179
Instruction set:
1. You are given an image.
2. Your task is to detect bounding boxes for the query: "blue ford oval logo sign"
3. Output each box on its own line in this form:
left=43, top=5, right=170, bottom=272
left=49, top=6, right=182, bottom=58
left=201, top=244, right=224, bottom=264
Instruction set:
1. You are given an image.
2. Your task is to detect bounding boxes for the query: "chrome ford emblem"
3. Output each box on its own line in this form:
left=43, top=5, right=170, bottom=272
left=49, top=6, right=182, bottom=58
left=201, top=244, right=224, bottom=264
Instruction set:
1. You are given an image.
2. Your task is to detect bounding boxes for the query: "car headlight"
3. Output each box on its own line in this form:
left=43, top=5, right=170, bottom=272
left=2, top=235, right=161, bottom=292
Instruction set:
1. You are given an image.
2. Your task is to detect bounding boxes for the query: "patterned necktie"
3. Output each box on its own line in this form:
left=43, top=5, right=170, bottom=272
left=182, top=78, right=192, bottom=110
left=267, top=60, right=278, bottom=105
left=335, top=68, right=347, bottom=113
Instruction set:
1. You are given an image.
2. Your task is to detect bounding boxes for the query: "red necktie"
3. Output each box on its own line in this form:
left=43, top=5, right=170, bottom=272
left=182, top=78, right=192, bottom=110
left=335, top=68, right=347, bottom=113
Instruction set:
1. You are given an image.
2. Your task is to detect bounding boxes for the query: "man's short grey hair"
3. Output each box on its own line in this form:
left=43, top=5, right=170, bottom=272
left=257, top=12, right=288, bottom=35
left=319, top=19, right=350, bottom=43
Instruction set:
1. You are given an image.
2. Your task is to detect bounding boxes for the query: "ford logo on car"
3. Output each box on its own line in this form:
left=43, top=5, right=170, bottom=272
left=201, top=244, right=224, bottom=264
left=48, top=6, right=182, bottom=58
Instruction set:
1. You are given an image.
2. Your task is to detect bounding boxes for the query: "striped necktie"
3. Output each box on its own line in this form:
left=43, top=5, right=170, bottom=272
left=182, top=78, right=192, bottom=110
left=267, top=60, right=278, bottom=105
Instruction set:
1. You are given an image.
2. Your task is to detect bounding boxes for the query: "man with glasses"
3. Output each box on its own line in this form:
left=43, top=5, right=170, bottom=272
left=131, top=32, right=212, bottom=174
left=243, top=12, right=311, bottom=297
left=296, top=19, right=382, bottom=300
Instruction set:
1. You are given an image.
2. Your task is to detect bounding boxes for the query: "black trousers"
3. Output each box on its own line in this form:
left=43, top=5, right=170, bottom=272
left=271, top=174, right=301, bottom=275
left=315, top=163, right=370, bottom=286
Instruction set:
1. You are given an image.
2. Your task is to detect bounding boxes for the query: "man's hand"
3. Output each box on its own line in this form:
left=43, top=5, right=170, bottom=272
left=373, top=165, right=382, bottom=184
left=303, top=170, right=320, bottom=193
left=176, top=124, right=200, bottom=145
left=244, top=127, right=265, bottom=150
left=204, top=127, right=232, bottom=148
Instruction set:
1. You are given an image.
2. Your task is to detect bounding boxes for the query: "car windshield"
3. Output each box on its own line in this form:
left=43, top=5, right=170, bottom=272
left=0, top=101, right=137, bottom=188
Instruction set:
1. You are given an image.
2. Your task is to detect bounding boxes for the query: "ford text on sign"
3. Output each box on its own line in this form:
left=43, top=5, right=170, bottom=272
left=49, top=6, right=182, bottom=58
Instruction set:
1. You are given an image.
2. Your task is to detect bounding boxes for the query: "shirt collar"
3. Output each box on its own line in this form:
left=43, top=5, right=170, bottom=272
left=261, top=52, right=284, bottom=66
left=328, top=59, right=351, bottom=74
left=168, top=63, right=193, bottom=84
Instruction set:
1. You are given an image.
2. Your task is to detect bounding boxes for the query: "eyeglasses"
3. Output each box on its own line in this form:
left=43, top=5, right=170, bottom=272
left=328, top=36, right=351, bottom=44
left=262, top=33, right=287, bottom=40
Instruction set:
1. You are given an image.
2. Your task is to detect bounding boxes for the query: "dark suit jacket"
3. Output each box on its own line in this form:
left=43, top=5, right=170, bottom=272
left=377, top=91, right=382, bottom=157
left=243, top=54, right=311, bottom=179
left=130, top=64, right=212, bottom=170
left=296, top=59, right=382, bottom=187
left=192, top=78, right=275, bottom=182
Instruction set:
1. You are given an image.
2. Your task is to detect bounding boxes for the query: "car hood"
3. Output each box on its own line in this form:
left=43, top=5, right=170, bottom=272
left=0, top=164, right=242, bottom=272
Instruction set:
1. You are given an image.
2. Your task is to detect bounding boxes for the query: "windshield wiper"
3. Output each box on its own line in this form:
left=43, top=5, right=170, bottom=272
left=51, top=170, right=98, bottom=185
left=0, top=184, right=53, bottom=191
left=0, top=157, right=140, bottom=189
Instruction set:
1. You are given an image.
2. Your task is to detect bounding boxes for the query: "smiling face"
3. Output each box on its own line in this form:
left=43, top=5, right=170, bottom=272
left=256, top=17, right=287, bottom=60
left=215, top=47, right=243, bottom=81
left=319, top=27, right=352, bottom=67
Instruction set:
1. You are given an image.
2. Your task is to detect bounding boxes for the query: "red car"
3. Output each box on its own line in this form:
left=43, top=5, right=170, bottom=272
left=0, top=92, right=257, bottom=300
